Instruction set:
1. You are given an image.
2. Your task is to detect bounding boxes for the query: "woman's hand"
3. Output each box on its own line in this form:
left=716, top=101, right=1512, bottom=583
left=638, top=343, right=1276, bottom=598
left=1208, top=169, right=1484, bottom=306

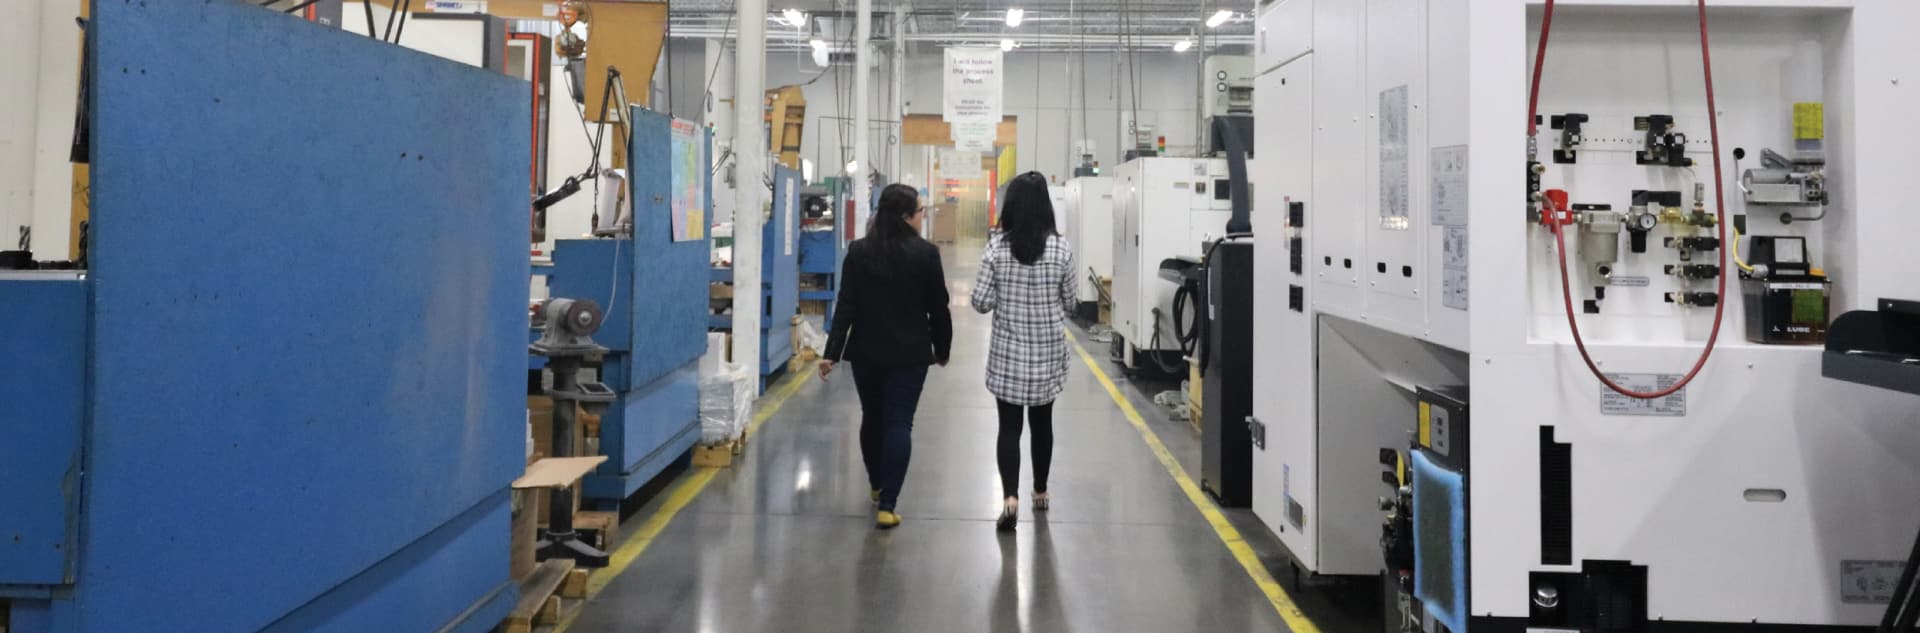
left=818, top=360, right=835, bottom=380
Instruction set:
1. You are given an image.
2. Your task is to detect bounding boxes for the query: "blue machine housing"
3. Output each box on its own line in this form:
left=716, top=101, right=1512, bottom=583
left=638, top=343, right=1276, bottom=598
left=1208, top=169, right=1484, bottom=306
left=797, top=190, right=843, bottom=324
left=1, top=2, right=527, bottom=631
left=710, top=165, right=801, bottom=387
left=547, top=109, right=710, bottom=505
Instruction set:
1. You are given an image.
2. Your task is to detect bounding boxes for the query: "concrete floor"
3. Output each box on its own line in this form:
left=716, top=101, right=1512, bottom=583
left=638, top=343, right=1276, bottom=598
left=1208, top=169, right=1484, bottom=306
left=568, top=243, right=1376, bottom=633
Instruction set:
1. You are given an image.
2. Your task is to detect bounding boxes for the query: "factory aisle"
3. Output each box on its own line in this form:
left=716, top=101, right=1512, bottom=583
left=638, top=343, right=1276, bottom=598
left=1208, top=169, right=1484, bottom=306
left=564, top=244, right=1298, bottom=633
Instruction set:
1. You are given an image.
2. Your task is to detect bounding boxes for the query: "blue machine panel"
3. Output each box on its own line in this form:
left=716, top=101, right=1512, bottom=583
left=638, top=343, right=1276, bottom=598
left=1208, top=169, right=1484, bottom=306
left=584, top=364, right=702, bottom=502
left=0, top=278, right=86, bottom=587
left=798, top=229, right=839, bottom=275
left=625, top=108, right=710, bottom=390
left=80, top=1, right=527, bottom=631
left=551, top=238, right=634, bottom=352
left=761, top=166, right=802, bottom=376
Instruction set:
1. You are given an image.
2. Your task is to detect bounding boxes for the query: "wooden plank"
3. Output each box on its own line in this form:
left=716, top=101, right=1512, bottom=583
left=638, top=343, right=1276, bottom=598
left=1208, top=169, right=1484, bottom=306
left=512, top=456, right=609, bottom=489
left=561, top=568, right=590, bottom=599
left=900, top=114, right=1018, bottom=147
left=535, top=596, right=561, bottom=625
left=504, top=558, right=576, bottom=633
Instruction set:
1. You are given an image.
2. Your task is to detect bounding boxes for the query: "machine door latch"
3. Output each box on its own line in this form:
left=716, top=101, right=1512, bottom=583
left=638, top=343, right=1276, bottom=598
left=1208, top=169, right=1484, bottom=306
left=1247, top=416, right=1266, bottom=450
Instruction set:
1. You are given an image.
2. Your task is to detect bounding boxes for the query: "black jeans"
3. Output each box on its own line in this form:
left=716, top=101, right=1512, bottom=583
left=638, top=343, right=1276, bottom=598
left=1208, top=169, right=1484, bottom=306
left=852, top=362, right=929, bottom=512
left=995, top=400, right=1054, bottom=499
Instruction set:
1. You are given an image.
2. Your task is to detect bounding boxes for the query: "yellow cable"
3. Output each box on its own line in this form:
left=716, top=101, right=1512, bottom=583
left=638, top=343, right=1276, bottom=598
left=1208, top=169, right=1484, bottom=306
left=1730, top=223, right=1754, bottom=273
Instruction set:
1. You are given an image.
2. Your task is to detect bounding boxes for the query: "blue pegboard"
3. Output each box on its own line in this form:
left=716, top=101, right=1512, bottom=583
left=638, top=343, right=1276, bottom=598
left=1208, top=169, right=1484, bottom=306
left=0, top=278, right=86, bottom=588
left=68, top=1, right=528, bottom=631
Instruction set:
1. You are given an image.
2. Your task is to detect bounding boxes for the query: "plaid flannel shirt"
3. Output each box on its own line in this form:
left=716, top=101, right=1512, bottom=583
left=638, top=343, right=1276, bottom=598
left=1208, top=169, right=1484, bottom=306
left=971, top=233, right=1076, bottom=406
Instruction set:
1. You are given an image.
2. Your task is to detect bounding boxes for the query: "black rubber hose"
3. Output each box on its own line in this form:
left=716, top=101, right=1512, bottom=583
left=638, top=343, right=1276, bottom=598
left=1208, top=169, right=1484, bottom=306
left=1213, top=117, right=1252, bottom=235
left=1173, top=283, right=1200, bottom=357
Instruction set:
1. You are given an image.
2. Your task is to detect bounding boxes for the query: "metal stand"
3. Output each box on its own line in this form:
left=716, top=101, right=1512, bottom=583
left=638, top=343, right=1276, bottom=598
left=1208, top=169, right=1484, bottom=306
left=530, top=298, right=617, bottom=568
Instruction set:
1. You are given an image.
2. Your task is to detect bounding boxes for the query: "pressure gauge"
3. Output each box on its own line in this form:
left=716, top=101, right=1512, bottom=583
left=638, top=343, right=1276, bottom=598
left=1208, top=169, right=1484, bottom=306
left=1625, top=210, right=1659, bottom=253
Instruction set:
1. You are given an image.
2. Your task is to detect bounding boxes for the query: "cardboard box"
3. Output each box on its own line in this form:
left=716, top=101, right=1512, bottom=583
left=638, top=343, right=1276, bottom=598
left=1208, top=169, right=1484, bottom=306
left=510, top=489, right=538, bottom=580
left=930, top=204, right=959, bottom=243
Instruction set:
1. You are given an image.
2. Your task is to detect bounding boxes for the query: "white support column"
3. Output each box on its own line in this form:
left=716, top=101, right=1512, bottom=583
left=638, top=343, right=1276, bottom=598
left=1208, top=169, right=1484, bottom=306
left=852, top=0, right=872, bottom=238
left=705, top=39, right=737, bottom=223
left=889, top=9, right=906, bottom=186
left=732, top=0, right=766, bottom=378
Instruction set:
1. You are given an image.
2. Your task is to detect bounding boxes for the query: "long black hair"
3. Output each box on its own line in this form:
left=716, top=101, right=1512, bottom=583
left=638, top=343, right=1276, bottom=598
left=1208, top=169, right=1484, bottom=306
left=862, top=183, right=925, bottom=276
left=997, top=172, right=1056, bottom=265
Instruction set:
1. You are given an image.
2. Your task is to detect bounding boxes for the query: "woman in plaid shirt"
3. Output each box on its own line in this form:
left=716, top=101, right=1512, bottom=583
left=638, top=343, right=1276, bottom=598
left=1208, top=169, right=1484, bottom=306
left=971, top=172, right=1076, bottom=531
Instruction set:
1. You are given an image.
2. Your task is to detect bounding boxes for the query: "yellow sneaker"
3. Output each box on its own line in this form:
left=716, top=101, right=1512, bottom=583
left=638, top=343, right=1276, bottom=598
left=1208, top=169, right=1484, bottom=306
left=876, top=510, right=901, bottom=529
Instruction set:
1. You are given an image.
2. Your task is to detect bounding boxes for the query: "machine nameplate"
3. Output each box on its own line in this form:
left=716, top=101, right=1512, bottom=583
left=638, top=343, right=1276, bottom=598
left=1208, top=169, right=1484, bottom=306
left=1443, top=268, right=1468, bottom=311
left=1379, top=85, right=1410, bottom=230
left=1841, top=559, right=1903, bottom=604
left=1599, top=374, right=1686, bottom=416
left=1609, top=275, right=1650, bottom=287
left=1431, top=145, right=1469, bottom=227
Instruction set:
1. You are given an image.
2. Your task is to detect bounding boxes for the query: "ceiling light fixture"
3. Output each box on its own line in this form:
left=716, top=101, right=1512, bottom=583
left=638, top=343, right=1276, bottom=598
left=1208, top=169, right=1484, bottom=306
left=1005, top=8, right=1025, bottom=27
left=782, top=8, right=807, bottom=27
left=1172, top=39, right=1193, bottom=52
left=1205, top=9, right=1233, bottom=28
left=1001, top=39, right=1017, bottom=52
left=810, top=38, right=827, bottom=50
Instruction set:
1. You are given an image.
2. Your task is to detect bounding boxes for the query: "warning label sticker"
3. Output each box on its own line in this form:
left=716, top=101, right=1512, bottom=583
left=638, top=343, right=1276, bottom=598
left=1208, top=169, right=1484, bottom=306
left=1598, top=373, right=1686, bottom=416
left=1842, top=560, right=1903, bottom=604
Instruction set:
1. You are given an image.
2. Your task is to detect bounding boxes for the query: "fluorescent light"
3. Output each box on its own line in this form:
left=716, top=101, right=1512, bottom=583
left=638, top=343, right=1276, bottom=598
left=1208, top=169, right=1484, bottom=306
left=782, top=8, right=807, bottom=27
left=845, top=160, right=860, bottom=175
left=1001, top=39, right=1016, bottom=51
left=1172, top=39, right=1193, bottom=52
left=809, top=38, right=827, bottom=50
left=1205, top=9, right=1233, bottom=28
left=1004, top=8, right=1025, bottom=27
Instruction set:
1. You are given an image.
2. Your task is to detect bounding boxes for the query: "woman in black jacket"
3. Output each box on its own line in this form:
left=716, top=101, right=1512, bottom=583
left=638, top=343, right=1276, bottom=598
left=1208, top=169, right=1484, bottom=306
left=821, top=183, right=953, bottom=529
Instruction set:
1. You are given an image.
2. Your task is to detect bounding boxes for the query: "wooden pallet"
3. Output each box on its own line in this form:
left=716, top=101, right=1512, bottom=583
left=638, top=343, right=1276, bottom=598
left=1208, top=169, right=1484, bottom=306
left=574, top=510, right=620, bottom=551
left=693, top=440, right=738, bottom=468
left=501, top=558, right=574, bottom=633
left=692, top=429, right=750, bottom=468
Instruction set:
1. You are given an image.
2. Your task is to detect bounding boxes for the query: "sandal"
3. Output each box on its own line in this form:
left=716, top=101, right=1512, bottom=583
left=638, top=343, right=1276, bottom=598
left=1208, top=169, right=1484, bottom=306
left=1033, top=491, right=1051, bottom=512
left=996, top=497, right=1018, bottom=531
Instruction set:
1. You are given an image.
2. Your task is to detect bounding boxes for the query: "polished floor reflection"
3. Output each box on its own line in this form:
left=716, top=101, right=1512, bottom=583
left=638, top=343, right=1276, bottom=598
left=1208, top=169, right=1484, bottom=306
left=568, top=244, right=1297, bottom=633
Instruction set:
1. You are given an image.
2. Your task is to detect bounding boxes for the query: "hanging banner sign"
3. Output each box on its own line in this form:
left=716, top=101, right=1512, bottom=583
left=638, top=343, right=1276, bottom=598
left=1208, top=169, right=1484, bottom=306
left=943, top=48, right=1004, bottom=123
left=950, top=120, right=997, bottom=153
left=954, top=135, right=994, bottom=153
left=941, top=148, right=983, bottom=180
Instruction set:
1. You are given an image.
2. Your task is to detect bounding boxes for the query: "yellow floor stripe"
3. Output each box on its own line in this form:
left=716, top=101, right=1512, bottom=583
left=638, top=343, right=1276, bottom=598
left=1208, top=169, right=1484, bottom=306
left=1067, top=331, right=1324, bottom=633
left=553, top=366, right=812, bottom=632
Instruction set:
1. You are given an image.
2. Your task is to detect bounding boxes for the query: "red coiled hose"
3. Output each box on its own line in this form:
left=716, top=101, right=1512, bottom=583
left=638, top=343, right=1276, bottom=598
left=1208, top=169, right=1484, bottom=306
left=1529, top=0, right=1731, bottom=400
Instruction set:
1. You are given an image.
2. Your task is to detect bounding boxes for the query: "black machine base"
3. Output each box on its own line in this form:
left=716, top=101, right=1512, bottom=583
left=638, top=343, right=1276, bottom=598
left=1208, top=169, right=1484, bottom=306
left=537, top=530, right=610, bottom=568
left=1201, top=240, right=1254, bottom=508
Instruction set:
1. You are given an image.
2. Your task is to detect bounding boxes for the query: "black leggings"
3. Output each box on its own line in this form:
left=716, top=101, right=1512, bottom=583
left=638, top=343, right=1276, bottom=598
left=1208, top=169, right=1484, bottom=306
left=995, top=400, right=1054, bottom=499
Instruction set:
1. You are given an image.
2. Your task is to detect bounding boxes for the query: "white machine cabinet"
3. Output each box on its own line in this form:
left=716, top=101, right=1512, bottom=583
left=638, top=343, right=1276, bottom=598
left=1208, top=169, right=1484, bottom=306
left=1110, top=157, right=1240, bottom=370
left=1063, top=177, right=1116, bottom=309
left=1250, top=0, right=1920, bottom=628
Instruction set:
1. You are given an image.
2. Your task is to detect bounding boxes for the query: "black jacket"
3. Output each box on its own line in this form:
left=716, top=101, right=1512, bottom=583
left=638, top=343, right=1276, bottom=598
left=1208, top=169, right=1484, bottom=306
left=824, top=237, right=953, bottom=366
